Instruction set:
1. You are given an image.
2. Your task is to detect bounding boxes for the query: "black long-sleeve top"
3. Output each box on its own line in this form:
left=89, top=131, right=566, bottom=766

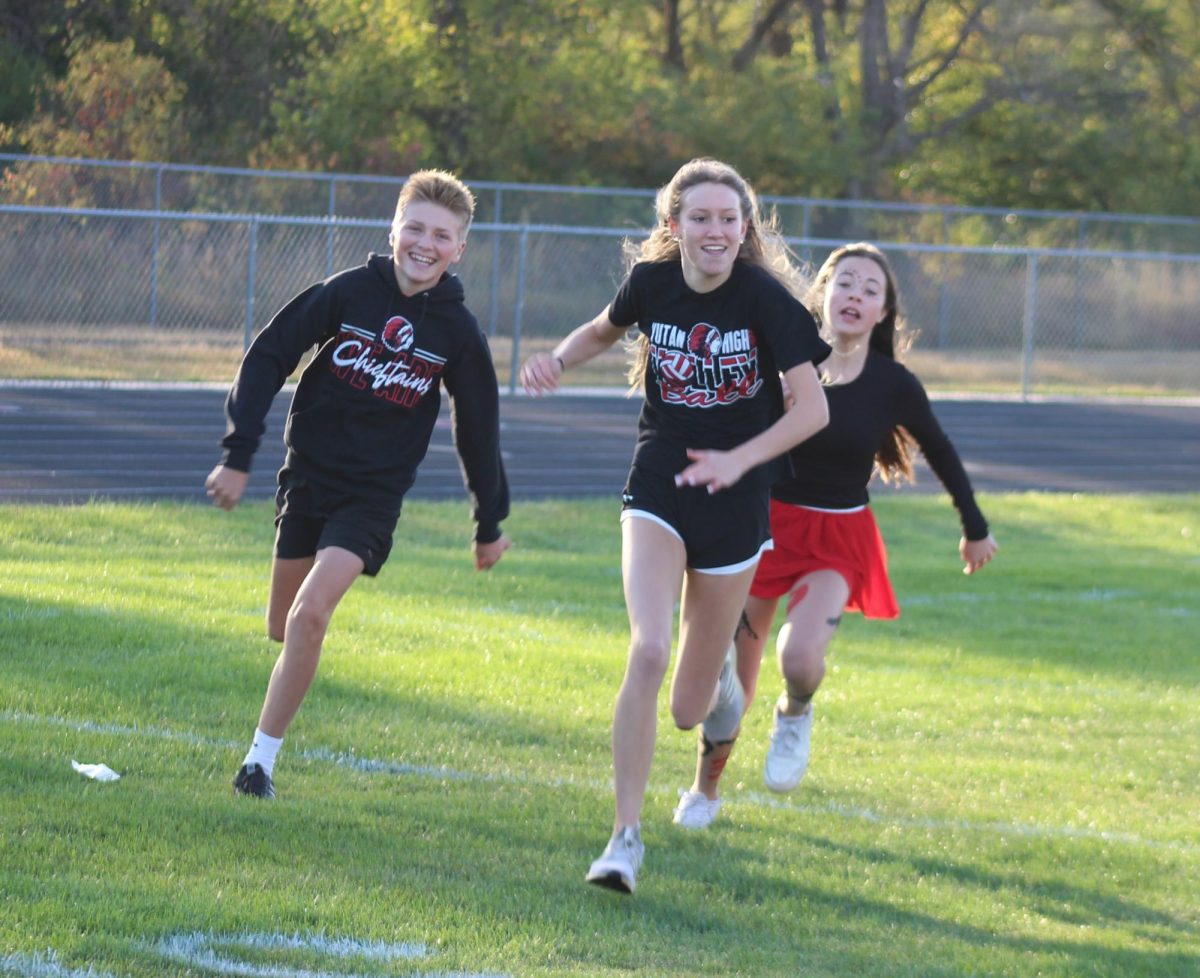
left=774, top=351, right=989, bottom=541
left=219, top=254, right=509, bottom=542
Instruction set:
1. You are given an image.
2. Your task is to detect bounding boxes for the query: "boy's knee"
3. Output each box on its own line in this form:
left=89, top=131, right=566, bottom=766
left=286, top=599, right=333, bottom=639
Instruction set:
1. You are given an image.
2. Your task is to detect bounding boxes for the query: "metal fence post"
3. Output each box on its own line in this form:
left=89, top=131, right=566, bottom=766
left=508, top=225, right=528, bottom=395
left=244, top=216, right=259, bottom=350
left=937, top=211, right=950, bottom=348
left=1021, top=253, right=1039, bottom=400
left=1074, top=217, right=1087, bottom=347
left=488, top=188, right=503, bottom=337
left=149, top=165, right=162, bottom=327
left=326, top=177, right=337, bottom=276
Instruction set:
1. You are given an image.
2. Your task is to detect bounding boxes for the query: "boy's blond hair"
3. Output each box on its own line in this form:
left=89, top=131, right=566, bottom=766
left=394, top=169, right=476, bottom=238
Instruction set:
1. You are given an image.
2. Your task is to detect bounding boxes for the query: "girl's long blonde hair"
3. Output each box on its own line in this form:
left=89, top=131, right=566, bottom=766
left=809, top=242, right=917, bottom=484
left=625, top=158, right=810, bottom=387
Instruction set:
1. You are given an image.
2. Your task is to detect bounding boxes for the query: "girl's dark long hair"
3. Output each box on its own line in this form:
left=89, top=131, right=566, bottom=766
left=808, top=242, right=917, bottom=484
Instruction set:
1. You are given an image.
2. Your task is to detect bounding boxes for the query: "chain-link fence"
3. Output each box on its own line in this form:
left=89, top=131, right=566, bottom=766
left=1, top=155, right=1198, bottom=397
left=7, top=152, right=1200, bottom=252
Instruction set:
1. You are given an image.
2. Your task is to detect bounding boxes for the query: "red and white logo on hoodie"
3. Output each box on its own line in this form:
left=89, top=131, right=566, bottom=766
left=381, top=316, right=414, bottom=352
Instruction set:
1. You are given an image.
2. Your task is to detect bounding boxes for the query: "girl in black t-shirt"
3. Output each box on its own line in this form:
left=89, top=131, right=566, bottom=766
left=676, top=242, right=999, bottom=830
left=521, top=158, right=829, bottom=893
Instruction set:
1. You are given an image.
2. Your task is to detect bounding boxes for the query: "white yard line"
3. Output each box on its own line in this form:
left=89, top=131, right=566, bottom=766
left=4, top=709, right=1196, bottom=857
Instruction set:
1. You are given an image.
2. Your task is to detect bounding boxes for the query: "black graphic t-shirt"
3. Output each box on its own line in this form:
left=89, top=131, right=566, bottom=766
left=219, top=254, right=509, bottom=542
left=608, top=260, right=829, bottom=492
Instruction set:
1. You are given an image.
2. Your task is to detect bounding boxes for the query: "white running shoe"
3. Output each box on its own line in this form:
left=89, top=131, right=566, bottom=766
left=672, top=789, right=721, bottom=830
left=764, top=703, right=813, bottom=793
left=585, top=824, right=644, bottom=894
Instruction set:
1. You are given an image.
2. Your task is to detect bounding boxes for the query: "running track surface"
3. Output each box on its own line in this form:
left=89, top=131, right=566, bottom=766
left=0, top=383, right=1197, bottom=503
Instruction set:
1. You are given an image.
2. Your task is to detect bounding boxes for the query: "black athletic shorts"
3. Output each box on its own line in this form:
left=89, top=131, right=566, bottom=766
left=620, top=465, right=772, bottom=574
left=273, top=469, right=399, bottom=577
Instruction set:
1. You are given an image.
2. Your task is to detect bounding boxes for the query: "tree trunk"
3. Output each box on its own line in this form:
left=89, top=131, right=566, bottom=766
left=732, top=0, right=797, bottom=72
left=663, top=0, right=685, bottom=70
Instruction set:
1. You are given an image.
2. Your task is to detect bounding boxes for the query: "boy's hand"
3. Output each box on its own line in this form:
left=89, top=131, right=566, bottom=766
left=205, top=464, right=249, bottom=511
left=473, top=533, right=511, bottom=571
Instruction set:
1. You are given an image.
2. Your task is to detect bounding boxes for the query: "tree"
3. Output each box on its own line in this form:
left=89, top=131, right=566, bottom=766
left=19, top=37, right=183, bottom=161
left=2, top=0, right=1197, bottom=218
left=1, top=38, right=184, bottom=205
left=261, top=0, right=667, bottom=185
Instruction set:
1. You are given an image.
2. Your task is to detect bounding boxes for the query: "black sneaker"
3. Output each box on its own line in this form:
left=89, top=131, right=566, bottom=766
left=232, top=763, right=275, bottom=799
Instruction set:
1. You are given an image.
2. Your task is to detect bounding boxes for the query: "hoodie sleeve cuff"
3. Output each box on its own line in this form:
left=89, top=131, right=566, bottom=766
left=220, top=448, right=253, bottom=473
left=474, top=523, right=502, bottom=545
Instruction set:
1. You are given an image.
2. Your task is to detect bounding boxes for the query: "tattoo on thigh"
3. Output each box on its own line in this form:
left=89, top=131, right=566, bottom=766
left=735, top=610, right=759, bottom=641
left=826, top=614, right=842, bottom=629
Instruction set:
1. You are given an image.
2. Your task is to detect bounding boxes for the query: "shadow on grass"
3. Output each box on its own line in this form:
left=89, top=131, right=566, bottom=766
left=0, top=591, right=611, bottom=766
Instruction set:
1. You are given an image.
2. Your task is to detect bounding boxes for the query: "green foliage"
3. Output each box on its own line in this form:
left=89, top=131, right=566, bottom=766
left=903, top=1, right=1200, bottom=213
left=12, top=37, right=184, bottom=162
left=0, top=0, right=1197, bottom=215
left=0, top=35, right=43, bottom=136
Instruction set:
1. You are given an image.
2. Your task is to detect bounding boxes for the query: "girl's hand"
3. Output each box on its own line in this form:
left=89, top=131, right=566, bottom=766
left=674, top=448, right=747, bottom=494
left=960, top=534, right=998, bottom=575
left=520, top=352, right=564, bottom=396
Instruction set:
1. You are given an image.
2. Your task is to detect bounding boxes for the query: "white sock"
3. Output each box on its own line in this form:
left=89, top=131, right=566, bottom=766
left=243, top=728, right=283, bottom=777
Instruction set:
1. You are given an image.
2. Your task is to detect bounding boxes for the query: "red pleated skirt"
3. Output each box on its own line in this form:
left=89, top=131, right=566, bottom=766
left=750, top=500, right=900, bottom=619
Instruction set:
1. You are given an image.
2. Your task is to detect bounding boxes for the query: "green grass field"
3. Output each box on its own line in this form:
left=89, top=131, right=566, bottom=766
left=1, top=494, right=1197, bottom=978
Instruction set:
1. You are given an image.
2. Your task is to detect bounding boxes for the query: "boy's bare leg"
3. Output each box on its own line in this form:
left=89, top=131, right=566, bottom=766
left=266, top=555, right=315, bottom=642
left=257, top=546, right=364, bottom=738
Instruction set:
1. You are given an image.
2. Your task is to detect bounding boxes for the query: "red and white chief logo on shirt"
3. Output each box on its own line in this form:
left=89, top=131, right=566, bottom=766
left=381, top=316, right=414, bottom=353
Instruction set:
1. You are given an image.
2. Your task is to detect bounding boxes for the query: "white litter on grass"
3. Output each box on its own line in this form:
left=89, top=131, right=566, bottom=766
left=71, top=760, right=120, bottom=782
left=7, top=710, right=1191, bottom=856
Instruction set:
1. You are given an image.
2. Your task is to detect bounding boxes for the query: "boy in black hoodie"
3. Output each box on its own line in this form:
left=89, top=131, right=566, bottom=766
left=205, top=170, right=511, bottom=799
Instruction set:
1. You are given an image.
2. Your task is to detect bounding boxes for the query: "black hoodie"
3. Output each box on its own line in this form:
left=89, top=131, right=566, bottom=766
left=220, top=254, right=509, bottom=542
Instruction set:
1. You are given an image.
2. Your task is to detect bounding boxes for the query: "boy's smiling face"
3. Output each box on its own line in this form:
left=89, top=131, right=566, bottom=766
left=390, top=200, right=467, bottom=296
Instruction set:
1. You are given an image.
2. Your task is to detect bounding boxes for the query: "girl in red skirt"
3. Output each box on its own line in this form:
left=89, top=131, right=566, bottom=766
left=673, top=242, right=999, bottom=829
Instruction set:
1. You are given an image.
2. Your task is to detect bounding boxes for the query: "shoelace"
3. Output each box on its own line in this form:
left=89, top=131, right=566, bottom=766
left=773, top=717, right=804, bottom=751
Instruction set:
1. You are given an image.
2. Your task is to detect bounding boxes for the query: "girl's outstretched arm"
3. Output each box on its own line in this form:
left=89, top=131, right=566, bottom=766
left=520, top=307, right=626, bottom=396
